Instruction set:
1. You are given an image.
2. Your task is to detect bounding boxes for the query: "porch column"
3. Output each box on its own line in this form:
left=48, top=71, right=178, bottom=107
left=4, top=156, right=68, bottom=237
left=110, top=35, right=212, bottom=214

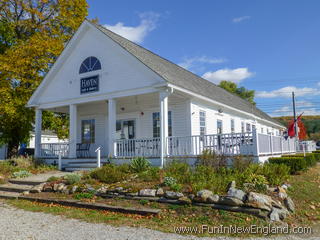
left=34, top=108, right=42, bottom=158
left=160, top=91, right=169, bottom=168
left=69, top=104, right=77, bottom=158
left=108, top=98, right=117, bottom=157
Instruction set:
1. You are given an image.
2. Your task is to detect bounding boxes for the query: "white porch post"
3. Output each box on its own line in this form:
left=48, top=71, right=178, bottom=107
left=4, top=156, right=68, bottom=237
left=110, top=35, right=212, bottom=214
left=34, top=108, right=42, bottom=158
left=160, top=91, right=169, bottom=168
left=69, top=104, right=77, bottom=158
left=252, top=128, right=259, bottom=157
left=108, top=98, right=117, bottom=157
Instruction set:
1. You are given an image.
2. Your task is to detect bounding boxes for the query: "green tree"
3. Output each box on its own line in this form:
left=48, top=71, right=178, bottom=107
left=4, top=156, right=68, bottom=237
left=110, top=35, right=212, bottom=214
left=218, top=80, right=256, bottom=105
left=0, top=0, right=88, bottom=156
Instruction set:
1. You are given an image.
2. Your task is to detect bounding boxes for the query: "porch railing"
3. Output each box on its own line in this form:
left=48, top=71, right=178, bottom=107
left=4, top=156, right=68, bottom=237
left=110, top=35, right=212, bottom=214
left=40, top=143, right=69, bottom=158
left=258, top=133, right=296, bottom=155
left=167, top=132, right=254, bottom=156
left=114, top=137, right=161, bottom=158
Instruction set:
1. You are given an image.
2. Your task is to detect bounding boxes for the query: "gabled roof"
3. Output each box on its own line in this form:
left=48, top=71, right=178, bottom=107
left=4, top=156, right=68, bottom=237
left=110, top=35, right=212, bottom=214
left=89, top=20, right=282, bottom=127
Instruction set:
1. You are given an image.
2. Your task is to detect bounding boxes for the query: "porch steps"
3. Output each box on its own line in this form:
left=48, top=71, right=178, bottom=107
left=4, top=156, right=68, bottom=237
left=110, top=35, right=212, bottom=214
left=63, top=160, right=109, bottom=172
left=0, top=190, right=20, bottom=199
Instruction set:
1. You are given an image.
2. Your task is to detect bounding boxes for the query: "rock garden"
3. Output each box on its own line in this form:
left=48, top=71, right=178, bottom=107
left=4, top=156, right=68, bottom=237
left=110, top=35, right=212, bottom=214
left=16, top=151, right=320, bottom=223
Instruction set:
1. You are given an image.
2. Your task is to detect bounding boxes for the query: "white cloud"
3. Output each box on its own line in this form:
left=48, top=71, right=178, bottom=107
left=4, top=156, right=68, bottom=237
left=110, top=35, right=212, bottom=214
left=104, top=12, right=160, bottom=44
left=202, top=68, right=253, bottom=84
left=256, top=86, right=319, bottom=98
left=232, top=16, right=251, bottom=23
left=179, top=56, right=227, bottom=70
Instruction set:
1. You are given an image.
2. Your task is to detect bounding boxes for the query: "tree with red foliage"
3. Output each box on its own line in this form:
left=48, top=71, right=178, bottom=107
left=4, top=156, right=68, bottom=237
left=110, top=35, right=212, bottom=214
left=287, top=118, right=307, bottom=140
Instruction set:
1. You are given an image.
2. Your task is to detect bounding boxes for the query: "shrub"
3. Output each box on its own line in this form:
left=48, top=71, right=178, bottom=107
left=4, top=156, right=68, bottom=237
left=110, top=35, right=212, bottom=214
left=137, top=167, right=161, bottom=182
left=282, top=153, right=316, bottom=168
left=47, top=176, right=60, bottom=182
left=312, top=152, right=320, bottom=161
left=232, top=155, right=254, bottom=172
left=12, top=170, right=32, bottom=178
left=64, top=174, right=81, bottom=185
left=197, top=149, right=227, bottom=169
left=262, top=163, right=290, bottom=186
left=74, top=192, right=94, bottom=200
left=130, top=157, right=150, bottom=173
left=90, top=164, right=129, bottom=184
left=0, top=161, right=16, bottom=176
left=165, top=160, right=191, bottom=184
left=9, top=157, right=33, bottom=168
left=269, top=157, right=307, bottom=174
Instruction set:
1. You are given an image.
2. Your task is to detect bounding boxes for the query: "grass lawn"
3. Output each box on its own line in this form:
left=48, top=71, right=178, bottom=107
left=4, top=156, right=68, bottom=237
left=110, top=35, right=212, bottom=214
left=5, top=164, right=320, bottom=238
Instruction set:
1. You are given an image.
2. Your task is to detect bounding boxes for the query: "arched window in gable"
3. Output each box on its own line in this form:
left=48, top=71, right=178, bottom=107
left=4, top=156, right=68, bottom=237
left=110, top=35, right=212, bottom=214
left=79, top=56, right=101, bottom=74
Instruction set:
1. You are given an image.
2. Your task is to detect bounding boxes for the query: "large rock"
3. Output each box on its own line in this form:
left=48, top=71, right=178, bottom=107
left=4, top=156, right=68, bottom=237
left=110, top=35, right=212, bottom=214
left=139, top=189, right=157, bottom=197
left=227, top=188, right=246, bottom=201
left=43, top=184, right=53, bottom=192
left=196, top=190, right=213, bottom=202
left=246, top=192, right=280, bottom=211
left=156, top=188, right=164, bottom=196
left=269, top=207, right=289, bottom=221
left=30, top=183, right=45, bottom=193
left=165, top=191, right=184, bottom=199
left=207, top=194, right=220, bottom=203
left=218, top=196, right=244, bottom=206
left=228, top=181, right=236, bottom=189
left=284, top=197, right=295, bottom=212
left=57, top=183, right=65, bottom=192
left=70, top=185, right=78, bottom=194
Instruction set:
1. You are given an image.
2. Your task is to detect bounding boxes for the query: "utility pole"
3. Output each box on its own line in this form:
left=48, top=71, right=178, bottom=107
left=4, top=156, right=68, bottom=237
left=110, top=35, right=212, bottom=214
left=292, top=92, right=297, bottom=137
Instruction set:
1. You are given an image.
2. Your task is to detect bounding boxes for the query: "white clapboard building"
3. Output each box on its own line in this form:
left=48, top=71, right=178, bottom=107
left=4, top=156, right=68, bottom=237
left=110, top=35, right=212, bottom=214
left=27, top=20, right=296, bottom=169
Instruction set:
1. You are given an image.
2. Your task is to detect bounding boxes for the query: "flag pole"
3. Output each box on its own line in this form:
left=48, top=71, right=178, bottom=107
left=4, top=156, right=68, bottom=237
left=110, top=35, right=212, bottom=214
left=292, top=92, right=297, bottom=138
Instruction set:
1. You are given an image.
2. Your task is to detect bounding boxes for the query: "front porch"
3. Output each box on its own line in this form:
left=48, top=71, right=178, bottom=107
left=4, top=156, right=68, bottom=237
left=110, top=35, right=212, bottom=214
left=39, top=130, right=297, bottom=162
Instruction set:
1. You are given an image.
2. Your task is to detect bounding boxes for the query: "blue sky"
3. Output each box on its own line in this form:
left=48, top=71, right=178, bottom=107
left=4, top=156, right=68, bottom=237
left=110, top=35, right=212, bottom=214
left=87, top=0, right=320, bottom=117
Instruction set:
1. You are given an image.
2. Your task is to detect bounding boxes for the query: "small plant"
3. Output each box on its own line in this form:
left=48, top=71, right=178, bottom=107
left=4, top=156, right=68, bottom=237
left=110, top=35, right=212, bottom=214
left=64, top=174, right=81, bottom=185
left=12, top=170, right=32, bottom=178
left=170, top=183, right=183, bottom=192
left=163, top=176, right=177, bottom=186
left=130, top=157, right=150, bottom=173
left=74, top=192, right=94, bottom=200
left=139, top=199, right=149, bottom=205
left=47, top=176, right=60, bottom=182
left=138, top=167, right=161, bottom=182
left=90, top=164, right=129, bottom=184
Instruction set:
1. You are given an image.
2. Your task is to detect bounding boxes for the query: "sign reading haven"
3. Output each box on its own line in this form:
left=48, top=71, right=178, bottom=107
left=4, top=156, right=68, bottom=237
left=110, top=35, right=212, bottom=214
left=80, top=75, right=99, bottom=94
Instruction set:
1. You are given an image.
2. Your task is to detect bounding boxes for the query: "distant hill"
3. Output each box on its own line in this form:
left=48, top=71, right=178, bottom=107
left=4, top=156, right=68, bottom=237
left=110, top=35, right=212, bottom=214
left=273, top=115, right=320, bottom=140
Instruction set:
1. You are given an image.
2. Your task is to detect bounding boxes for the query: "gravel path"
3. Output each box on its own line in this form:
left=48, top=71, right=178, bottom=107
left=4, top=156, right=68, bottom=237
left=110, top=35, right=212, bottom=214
left=0, top=201, right=318, bottom=240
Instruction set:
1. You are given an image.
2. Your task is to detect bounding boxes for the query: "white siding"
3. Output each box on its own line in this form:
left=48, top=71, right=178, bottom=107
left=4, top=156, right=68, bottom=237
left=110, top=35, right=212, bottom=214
left=190, top=100, right=279, bottom=136
left=0, top=145, right=7, bottom=160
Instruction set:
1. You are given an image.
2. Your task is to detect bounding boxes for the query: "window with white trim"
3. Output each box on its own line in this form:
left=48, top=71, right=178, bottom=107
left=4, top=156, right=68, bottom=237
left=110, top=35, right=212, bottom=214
left=152, top=111, right=172, bottom=138
left=231, top=119, right=235, bottom=133
left=199, top=111, right=206, bottom=135
left=241, top=122, right=245, bottom=133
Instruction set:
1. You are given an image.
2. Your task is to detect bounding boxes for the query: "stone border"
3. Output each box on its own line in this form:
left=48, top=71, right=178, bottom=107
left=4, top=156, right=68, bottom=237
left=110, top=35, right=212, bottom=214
left=0, top=194, right=161, bottom=216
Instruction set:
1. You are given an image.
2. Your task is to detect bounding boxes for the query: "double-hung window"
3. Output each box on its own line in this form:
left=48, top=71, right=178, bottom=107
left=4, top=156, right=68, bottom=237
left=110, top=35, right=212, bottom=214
left=241, top=122, right=245, bottom=133
left=152, top=111, right=172, bottom=138
left=231, top=119, right=235, bottom=133
left=246, top=123, right=251, bottom=132
left=199, top=111, right=206, bottom=135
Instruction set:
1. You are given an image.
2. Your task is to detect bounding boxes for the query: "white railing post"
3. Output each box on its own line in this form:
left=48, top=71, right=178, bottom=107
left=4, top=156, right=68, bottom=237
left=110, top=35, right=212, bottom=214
left=269, top=134, right=273, bottom=156
left=280, top=137, right=283, bottom=154
left=58, top=151, right=62, bottom=171
left=252, top=129, right=259, bottom=156
left=95, top=146, right=101, bottom=168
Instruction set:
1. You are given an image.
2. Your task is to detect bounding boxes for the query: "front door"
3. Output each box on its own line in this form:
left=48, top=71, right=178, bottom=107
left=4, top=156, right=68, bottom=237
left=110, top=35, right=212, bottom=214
left=116, top=119, right=135, bottom=139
